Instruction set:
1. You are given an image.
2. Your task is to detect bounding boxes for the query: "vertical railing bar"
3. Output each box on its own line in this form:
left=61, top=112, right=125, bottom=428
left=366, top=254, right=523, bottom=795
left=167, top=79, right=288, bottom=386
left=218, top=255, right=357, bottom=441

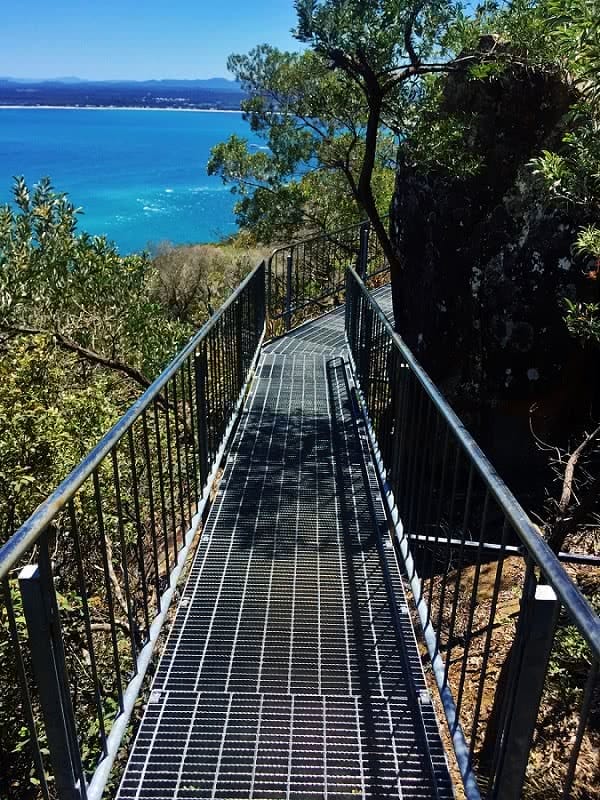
left=359, top=221, right=369, bottom=280
left=396, top=369, right=415, bottom=518
left=435, top=443, right=462, bottom=654
left=37, top=532, right=88, bottom=799
left=258, top=263, right=264, bottom=339
left=267, top=253, right=272, bottom=319
left=203, top=335, right=213, bottom=466
left=220, top=309, right=230, bottom=424
left=1, top=575, right=51, bottom=800
left=374, top=322, right=388, bottom=442
left=404, top=385, right=426, bottom=538
left=371, top=319, right=382, bottom=439
left=285, top=250, right=293, bottom=331
left=243, top=286, right=250, bottom=376
left=236, top=295, right=244, bottom=394
left=218, top=315, right=226, bottom=448
left=127, top=428, right=151, bottom=637
left=110, top=449, right=139, bottom=664
left=426, top=421, right=450, bottom=625
left=487, top=557, right=537, bottom=789
left=384, top=347, right=397, bottom=469
left=443, top=463, right=475, bottom=689
left=296, top=244, right=301, bottom=313
left=380, top=337, right=392, bottom=454
left=391, top=352, right=407, bottom=498
left=226, top=305, right=234, bottom=412
left=420, top=410, right=443, bottom=609
left=177, top=368, right=193, bottom=526
left=170, top=377, right=187, bottom=540
left=246, top=281, right=252, bottom=371
left=184, top=358, right=200, bottom=509
left=165, top=382, right=185, bottom=561
left=92, top=470, right=125, bottom=711
left=194, top=344, right=209, bottom=490
left=215, top=317, right=224, bottom=444
left=68, top=499, right=108, bottom=755
left=374, top=330, right=388, bottom=446
left=301, top=242, right=306, bottom=319
left=455, top=489, right=491, bottom=717
left=227, top=302, right=237, bottom=408
left=240, top=290, right=246, bottom=381
left=162, top=387, right=179, bottom=567
left=152, top=400, right=171, bottom=580
left=469, top=519, right=511, bottom=756
left=141, top=410, right=162, bottom=612
left=376, top=337, right=391, bottom=454
left=413, top=400, right=435, bottom=570
left=208, top=326, right=217, bottom=460
left=241, top=284, right=247, bottom=374
left=562, top=658, right=599, bottom=798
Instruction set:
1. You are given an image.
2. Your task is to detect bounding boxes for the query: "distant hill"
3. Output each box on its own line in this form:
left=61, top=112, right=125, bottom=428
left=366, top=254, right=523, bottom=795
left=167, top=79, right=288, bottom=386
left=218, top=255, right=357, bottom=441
left=0, top=77, right=246, bottom=110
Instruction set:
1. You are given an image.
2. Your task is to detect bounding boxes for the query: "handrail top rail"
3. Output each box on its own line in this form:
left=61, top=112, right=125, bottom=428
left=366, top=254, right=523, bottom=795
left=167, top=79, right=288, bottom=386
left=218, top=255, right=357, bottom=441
left=347, top=266, right=600, bottom=659
left=0, top=261, right=266, bottom=581
left=268, top=215, right=390, bottom=261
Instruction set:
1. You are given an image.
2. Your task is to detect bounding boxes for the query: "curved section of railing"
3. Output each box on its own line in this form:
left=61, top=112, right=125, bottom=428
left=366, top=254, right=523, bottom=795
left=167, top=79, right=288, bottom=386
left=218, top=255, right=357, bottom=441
left=0, top=262, right=266, bottom=800
left=345, top=266, right=600, bottom=800
left=267, top=217, right=390, bottom=334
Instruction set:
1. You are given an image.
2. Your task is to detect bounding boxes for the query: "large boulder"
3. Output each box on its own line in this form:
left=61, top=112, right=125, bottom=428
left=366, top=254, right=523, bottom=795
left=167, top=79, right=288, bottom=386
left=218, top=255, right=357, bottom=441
left=389, top=62, right=598, bottom=489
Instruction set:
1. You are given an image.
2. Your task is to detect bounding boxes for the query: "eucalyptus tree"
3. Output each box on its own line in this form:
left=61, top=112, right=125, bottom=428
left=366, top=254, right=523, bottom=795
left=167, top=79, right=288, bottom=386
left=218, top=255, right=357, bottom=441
left=208, top=1, right=489, bottom=283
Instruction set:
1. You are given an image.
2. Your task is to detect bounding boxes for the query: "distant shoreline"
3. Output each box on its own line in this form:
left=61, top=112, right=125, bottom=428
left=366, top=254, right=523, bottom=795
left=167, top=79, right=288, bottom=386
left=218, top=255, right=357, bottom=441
left=0, top=105, right=243, bottom=113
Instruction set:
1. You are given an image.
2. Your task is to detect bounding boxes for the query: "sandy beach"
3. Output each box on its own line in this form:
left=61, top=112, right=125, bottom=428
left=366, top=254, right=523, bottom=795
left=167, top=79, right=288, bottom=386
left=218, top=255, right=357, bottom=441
left=0, top=105, right=243, bottom=113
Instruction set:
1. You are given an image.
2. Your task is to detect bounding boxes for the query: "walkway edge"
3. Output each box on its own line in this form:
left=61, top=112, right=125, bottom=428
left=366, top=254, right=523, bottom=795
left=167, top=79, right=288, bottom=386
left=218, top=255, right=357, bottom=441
left=345, top=345, right=480, bottom=800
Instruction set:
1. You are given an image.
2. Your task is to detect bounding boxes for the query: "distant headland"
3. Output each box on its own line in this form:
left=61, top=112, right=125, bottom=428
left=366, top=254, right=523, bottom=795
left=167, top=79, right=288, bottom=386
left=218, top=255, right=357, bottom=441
left=0, top=77, right=247, bottom=111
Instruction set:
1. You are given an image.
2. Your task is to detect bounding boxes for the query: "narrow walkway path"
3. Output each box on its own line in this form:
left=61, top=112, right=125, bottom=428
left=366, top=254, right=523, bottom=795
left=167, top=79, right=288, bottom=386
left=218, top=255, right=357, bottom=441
left=117, top=289, right=453, bottom=800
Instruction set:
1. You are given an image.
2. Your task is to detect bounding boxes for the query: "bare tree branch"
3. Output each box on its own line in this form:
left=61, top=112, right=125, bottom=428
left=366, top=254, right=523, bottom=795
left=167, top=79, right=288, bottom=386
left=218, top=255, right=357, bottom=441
left=548, top=473, right=600, bottom=553
left=91, top=620, right=131, bottom=636
left=5, top=324, right=153, bottom=393
left=558, top=422, right=600, bottom=514
left=404, top=1, right=426, bottom=68
left=546, top=423, right=600, bottom=553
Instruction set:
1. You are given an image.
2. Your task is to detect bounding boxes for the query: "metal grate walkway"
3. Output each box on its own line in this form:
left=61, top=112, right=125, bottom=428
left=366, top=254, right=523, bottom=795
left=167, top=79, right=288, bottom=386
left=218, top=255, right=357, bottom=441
left=117, top=287, right=454, bottom=800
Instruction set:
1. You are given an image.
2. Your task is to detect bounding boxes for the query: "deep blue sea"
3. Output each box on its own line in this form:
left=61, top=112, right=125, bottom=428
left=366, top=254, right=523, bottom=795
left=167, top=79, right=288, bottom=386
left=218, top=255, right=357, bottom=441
left=0, top=108, right=260, bottom=253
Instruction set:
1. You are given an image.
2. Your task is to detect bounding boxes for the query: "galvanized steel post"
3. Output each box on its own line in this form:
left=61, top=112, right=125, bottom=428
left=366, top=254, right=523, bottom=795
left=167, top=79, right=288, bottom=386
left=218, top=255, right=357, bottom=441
left=359, top=221, right=370, bottom=280
left=492, top=583, right=559, bottom=800
left=285, top=251, right=293, bottom=331
left=19, top=561, right=85, bottom=800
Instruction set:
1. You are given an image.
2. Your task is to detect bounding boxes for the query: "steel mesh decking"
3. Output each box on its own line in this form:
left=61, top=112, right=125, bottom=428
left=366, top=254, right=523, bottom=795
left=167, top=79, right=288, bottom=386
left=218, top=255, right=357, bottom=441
left=117, top=287, right=453, bottom=800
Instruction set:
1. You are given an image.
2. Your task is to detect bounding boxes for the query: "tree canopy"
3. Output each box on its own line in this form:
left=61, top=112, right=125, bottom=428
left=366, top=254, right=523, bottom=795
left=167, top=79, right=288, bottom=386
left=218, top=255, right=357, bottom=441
left=209, top=0, right=476, bottom=251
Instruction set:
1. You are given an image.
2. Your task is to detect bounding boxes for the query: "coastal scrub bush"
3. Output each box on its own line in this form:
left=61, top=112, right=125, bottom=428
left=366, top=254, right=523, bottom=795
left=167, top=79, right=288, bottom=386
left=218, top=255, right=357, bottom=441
left=150, top=240, right=268, bottom=323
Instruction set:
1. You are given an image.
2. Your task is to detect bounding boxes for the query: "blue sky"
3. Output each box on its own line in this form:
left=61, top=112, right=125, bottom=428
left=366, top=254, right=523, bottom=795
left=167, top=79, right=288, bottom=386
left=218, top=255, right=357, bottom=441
left=0, top=1, right=301, bottom=80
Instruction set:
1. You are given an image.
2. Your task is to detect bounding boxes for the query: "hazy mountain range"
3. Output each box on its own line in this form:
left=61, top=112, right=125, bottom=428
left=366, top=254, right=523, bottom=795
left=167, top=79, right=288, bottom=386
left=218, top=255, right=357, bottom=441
left=0, top=76, right=241, bottom=90
left=0, top=77, right=246, bottom=110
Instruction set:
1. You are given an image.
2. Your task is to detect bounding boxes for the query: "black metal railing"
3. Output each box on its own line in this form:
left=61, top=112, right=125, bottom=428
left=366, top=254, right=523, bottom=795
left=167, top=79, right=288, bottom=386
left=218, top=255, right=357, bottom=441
left=346, top=266, right=600, bottom=800
left=0, top=262, right=266, bottom=800
left=267, top=218, right=390, bottom=333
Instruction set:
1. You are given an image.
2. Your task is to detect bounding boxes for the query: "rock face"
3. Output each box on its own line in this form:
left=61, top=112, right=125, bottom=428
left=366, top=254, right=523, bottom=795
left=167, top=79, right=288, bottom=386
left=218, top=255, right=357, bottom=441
left=390, top=65, right=598, bottom=489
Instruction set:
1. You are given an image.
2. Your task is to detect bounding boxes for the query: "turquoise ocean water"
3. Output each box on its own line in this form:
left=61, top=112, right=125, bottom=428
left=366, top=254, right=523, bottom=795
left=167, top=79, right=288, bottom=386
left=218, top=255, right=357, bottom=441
left=0, top=108, right=259, bottom=253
